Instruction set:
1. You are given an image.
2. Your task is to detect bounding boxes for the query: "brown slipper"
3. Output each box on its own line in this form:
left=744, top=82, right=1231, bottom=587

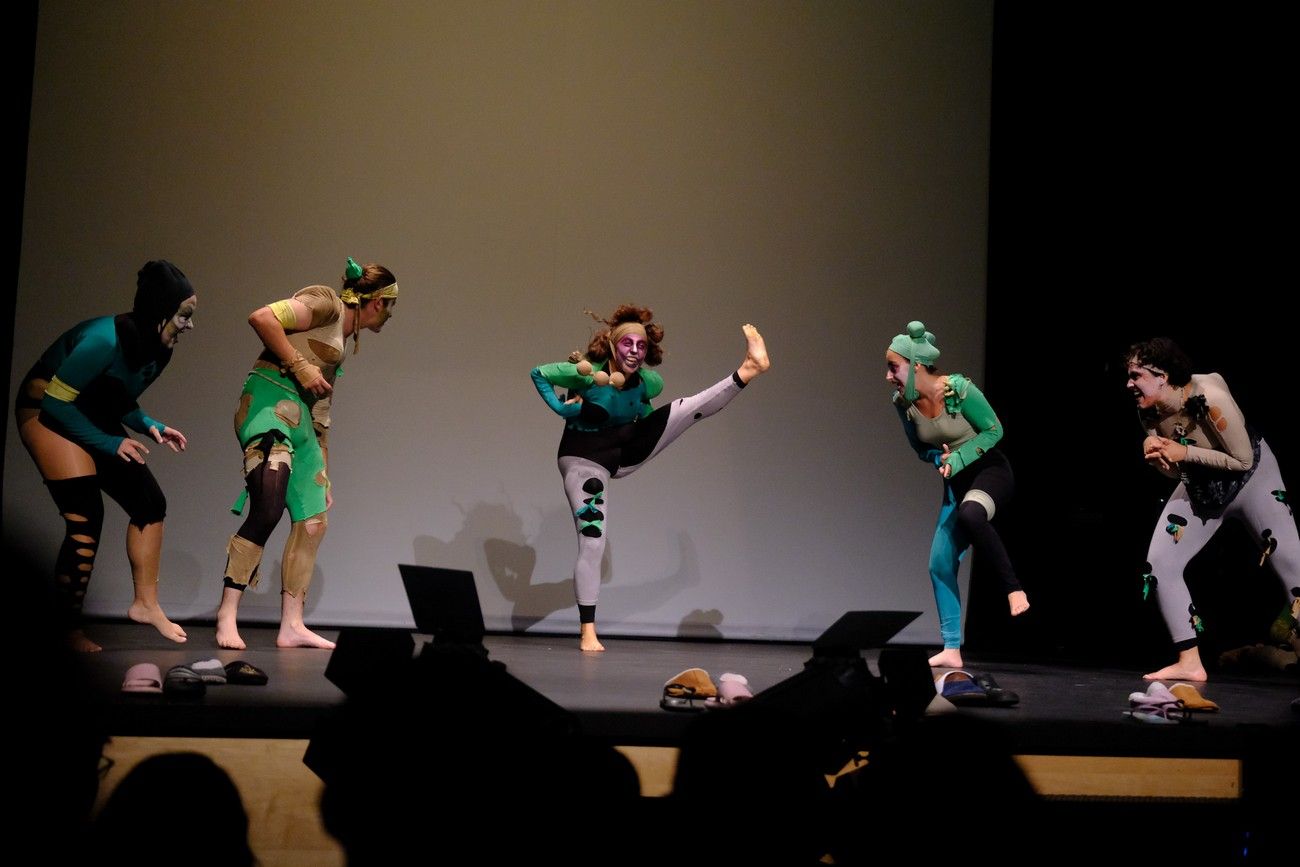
left=1170, top=682, right=1218, bottom=711
left=663, top=668, right=717, bottom=700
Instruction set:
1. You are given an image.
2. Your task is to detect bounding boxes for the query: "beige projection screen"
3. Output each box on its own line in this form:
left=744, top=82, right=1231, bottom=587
left=7, top=1, right=992, bottom=642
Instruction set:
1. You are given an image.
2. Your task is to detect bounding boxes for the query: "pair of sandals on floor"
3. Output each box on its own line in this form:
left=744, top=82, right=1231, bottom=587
left=934, top=669, right=1020, bottom=707
left=660, top=668, right=752, bottom=711
left=122, top=659, right=269, bottom=698
left=1124, top=681, right=1218, bottom=724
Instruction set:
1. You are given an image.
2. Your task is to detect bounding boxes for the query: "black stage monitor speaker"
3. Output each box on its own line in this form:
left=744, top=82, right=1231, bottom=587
left=323, top=626, right=416, bottom=698
left=745, top=610, right=924, bottom=773
left=398, top=563, right=486, bottom=650
left=812, top=610, right=920, bottom=661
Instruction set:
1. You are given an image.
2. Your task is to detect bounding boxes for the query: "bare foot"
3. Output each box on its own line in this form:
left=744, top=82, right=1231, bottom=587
left=1144, top=647, right=1207, bottom=682
left=737, top=324, right=771, bottom=384
left=216, top=587, right=246, bottom=649
left=277, top=622, right=336, bottom=649
left=1009, top=590, right=1030, bottom=616
left=1143, top=662, right=1207, bottom=682
left=216, top=614, right=246, bottom=650
left=68, top=629, right=102, bottom=653
left=928, top=648, right=963, bottom=668
left=580, top=622, right=605, bottom=652
left=128, top=600, right=187, bottom=643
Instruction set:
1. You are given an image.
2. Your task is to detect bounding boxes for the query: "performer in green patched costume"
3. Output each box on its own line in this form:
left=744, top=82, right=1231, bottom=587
left=216, top=257, right=399, bottom=651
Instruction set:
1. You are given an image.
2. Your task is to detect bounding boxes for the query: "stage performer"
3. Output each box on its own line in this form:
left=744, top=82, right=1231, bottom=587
left=15, top=260, right=197, bottom=651
left=531, top=305, right=770, bottom=651
left=216, top=257, right=398, bottom=650
left=885, top=320, right=1027, bottom=669
left=1125, top=337, right=1298, bottom=682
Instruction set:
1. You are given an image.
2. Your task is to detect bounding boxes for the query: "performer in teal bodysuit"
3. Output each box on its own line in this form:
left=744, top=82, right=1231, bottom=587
left=14, top=260, right=196, bottom=651
left=531, top=305, right=770, bottom=651
left=885, top=321, right=1028, bottom=670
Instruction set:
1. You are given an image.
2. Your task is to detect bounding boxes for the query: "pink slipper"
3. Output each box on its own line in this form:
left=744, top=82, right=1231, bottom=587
left=121, top=663, right=163, bottom=694
left=717, top=672, right=753, bottom=705
left=1128, top=681, right=1180, bottom=710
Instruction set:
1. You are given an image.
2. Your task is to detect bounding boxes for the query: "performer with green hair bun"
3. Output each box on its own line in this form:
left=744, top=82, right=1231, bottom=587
left=885, top=320, right=1028, bottom=670
left=216, top=257, right=398, bottom=650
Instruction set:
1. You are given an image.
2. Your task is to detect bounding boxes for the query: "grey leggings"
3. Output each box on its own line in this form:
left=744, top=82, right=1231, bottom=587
left=560, top=373, right=743, bottom=608
left=1144, top=438, right=1298, bottom=648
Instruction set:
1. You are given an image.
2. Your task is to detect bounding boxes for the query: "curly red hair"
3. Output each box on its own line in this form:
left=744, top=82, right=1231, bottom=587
left=576, top=304, right=665, bottom=367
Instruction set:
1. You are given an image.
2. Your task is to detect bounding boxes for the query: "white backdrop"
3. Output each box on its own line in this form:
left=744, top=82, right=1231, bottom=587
left=7, top=0, right=993, bottom=642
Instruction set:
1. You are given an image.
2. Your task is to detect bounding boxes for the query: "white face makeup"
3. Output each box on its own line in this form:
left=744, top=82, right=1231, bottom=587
left=160, top=295, right=197, bottom=348
left=614, top=332, right=647, bottom=376
left=884, top=350, right=913, bottom=395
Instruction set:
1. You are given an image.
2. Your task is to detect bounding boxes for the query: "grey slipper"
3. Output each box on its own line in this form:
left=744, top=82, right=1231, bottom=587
left=190, top=658, right=228, bottom=684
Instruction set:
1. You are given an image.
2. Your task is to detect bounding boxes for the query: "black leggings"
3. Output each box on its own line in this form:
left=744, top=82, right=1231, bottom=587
left=234, top=459, right=291, bottom=547
left=44, top=457, right=166, bottom=626
left=946, top=449, right=1019, bottom=594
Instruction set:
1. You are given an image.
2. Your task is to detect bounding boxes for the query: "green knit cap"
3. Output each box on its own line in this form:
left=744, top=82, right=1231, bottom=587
left=889, top=321, right=940, bottom=401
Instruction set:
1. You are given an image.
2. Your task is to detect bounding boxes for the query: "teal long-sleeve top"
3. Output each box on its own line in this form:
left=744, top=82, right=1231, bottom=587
left=531, top=360, right=664, bottom=432
left=30, top=316, right=169, bottom=456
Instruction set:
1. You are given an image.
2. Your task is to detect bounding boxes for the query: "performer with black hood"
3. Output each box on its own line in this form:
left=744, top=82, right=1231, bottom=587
left=14, top=260, right=197, bottom=651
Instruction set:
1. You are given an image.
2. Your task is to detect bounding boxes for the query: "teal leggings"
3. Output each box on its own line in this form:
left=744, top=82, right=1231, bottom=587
left=929, top=494, right=968, bottom=649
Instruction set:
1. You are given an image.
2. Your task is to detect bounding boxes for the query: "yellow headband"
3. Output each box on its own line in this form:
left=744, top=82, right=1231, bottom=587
left=610, top=322, right=648, bottom=344
left=340, top=282, right=399, bottom=306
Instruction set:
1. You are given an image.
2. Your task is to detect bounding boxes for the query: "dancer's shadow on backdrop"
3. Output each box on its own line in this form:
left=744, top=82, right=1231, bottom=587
left=414, top=501, right=705, bottom=634
left=413, top=501, right=603, bottom=632
left=677, top=607, right=723, bottom=639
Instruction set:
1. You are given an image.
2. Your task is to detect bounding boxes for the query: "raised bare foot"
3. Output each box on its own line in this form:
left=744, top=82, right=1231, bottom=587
left=69, top=629, right=102, bottom=653
left=1009, top=590, right=1030, bottom=616
left=580, top=622, right=605, bottom=652
left=928, top=647, right=963, bottom=668
left=1143, top=662, right=1207, bottom=682
left=737, top=324, right=771, bottom=384
left=128, top=600, right=187, bottom=643
left=277, top=622, right=336, bottom=649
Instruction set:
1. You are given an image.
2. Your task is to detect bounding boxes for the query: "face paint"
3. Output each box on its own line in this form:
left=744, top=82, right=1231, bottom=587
left=884, top=350, right=912, bottom=395
left=160, top=295, right=198, bottom=348
left=614, top=332, right=647, bottom=376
